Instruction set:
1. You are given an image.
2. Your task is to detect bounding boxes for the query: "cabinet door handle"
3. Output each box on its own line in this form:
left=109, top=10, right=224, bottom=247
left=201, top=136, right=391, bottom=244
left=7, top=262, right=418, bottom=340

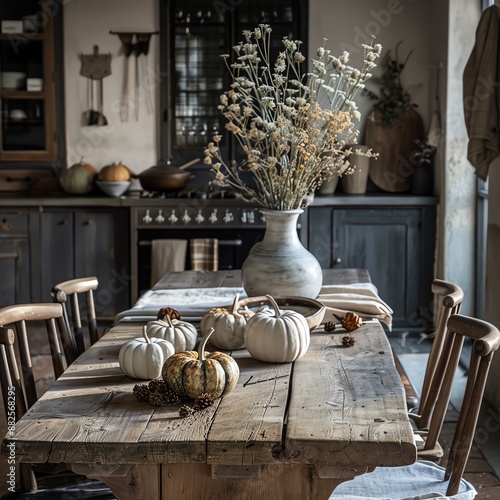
left=219, top=239, right=242, bottom=246
left=84, top=220, right=94, bottom=225
left=0, top=252, right=18, bottom=260
left=58, top=220, right=69, bottom=225
left=333, top=257, right=342, bottom=265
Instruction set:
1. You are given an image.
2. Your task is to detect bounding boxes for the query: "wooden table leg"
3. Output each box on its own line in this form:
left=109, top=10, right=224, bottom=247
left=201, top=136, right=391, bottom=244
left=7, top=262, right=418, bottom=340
left=163, top=463, right=343, bottom=500
left=95, top=464, right=160, bottom=500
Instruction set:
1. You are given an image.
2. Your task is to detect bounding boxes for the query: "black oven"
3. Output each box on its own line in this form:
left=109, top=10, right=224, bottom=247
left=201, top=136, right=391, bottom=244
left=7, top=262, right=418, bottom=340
left=130, top=202, right=267, bottom=301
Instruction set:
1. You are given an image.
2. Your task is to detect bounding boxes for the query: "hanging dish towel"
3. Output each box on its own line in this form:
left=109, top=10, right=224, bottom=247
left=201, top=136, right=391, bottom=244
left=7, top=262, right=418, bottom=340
left=190, top=238, right=219, bottom=271
left=317, top=282, right=393, bottom=330
left=150, top=239, right=188, bottom=286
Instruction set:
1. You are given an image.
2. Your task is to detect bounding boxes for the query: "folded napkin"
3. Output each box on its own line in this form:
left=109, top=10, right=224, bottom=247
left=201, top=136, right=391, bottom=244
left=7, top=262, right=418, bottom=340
left=150, top=239, right=188, bottom=286
left=317, top=283, right=393, bottom=330
left=190, top=238, right=219, bottom=271
left=114, top=287, right=245, bottom=323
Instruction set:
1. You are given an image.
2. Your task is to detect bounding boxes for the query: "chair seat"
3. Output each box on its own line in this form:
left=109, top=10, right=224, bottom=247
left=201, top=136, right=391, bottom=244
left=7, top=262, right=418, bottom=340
left=331, top=460, right=476, bottom=500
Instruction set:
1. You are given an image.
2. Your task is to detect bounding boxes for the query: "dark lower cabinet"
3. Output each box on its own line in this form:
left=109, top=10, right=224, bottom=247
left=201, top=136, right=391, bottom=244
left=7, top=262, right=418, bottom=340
left=37, top=208, right=130, bottom=320
left=74, top=209, right=130, bottom=319
left=0, top=211, right=32, bottom=306
left=308, top=203, right=436, bottom=333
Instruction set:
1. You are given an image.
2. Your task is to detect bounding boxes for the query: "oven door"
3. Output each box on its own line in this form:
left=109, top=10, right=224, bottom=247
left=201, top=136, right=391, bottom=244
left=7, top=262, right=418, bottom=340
left=137, top=228, right=264, bottom=293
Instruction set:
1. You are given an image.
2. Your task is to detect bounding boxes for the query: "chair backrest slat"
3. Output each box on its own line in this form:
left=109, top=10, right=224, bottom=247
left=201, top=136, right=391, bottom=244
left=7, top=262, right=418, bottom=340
left=417, top=279, right=464, bottom=428
left=16, top=320, right=38, bottom=409
left=439, top=314, right=500, bottom=496
left=51, top=276, right=99, bottom=356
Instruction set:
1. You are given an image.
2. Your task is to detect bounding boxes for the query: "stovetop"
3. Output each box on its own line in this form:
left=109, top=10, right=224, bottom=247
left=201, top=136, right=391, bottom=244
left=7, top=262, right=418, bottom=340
left=129, top=186, right=265, bottom=228
left=138, top=188, right=238, bottom=200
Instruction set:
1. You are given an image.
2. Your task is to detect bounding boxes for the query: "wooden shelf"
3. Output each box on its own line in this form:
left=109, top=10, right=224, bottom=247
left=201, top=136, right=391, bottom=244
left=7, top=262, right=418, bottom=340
left=0, top=33, right=45, bottom=41
left=0, top=90, right=45, bottom=99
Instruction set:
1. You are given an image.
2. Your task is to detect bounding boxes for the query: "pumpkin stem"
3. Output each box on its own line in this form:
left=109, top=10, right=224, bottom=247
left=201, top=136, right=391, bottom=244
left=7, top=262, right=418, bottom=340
left=142, top=325, right=151, bottom=343
left=163, top=314, right=174, bottom=328
left=265, top=294, right=281, bottom=318
left=231, top=293, right=240, bottom=316
left=198, top=327, right=214, bottom=361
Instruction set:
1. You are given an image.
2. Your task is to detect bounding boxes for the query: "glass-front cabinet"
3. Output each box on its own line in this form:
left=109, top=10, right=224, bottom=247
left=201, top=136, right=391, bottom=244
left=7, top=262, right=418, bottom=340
left=0, top=0, right=57, bottom=162
left=161, top=0, right=308, bottom=164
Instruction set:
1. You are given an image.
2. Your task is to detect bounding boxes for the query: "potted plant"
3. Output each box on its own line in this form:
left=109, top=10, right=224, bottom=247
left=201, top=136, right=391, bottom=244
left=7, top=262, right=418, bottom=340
left=363, top=42, right=425, bottom=193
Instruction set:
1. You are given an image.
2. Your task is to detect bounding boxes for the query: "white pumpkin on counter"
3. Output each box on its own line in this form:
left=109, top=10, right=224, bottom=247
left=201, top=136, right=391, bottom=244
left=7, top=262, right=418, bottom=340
left=119, top=326, right=175, bottom=380
left=200, top=293, right=247, bottom=350
left=244, top=295, right=310, bottom=363
left=146, top=316, right=197, bottom=352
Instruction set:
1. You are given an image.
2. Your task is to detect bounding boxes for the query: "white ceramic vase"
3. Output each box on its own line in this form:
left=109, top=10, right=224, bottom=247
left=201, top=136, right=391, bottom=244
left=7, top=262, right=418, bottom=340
left=241, top=209, right=323, bottom=299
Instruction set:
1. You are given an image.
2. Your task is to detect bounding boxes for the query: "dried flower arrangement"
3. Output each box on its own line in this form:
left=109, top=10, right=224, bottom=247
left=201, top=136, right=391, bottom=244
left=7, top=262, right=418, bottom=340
left=204, top=25, right=381, bottom=210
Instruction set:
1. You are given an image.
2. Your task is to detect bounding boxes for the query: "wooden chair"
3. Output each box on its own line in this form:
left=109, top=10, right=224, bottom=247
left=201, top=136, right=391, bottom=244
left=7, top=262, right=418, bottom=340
left=0, top=304, right=115, bottom=497
left=409, top=279, right=464, bottom=460
left=393, top=279, right=464, bottom=460
left=332, top=314, right=500, bottom=499
left=0, top=303, right=73, bottom=492
left=50, top=276, right=99, bottom=356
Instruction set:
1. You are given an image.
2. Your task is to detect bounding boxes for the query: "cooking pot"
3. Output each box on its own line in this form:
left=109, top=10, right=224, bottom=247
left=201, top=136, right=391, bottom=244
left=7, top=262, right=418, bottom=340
left=138, top=158, right=199, bottom=192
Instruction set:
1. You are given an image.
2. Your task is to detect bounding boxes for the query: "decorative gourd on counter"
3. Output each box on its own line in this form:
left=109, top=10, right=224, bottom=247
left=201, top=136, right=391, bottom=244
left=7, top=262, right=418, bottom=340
left=118, top=326, right=175, bottom=380
left=146, top=315, right=197, bottom=352
left=162, top=328, right=240, bottom=399
left=244, top=294, right=310, bottom=363
left=59, top=164, right=94, bottom=194
left=200, top=293, right=247, bottom=350
left=98, top=162, right=131, bottom=182
left=75, top=156, right=98, bottom=176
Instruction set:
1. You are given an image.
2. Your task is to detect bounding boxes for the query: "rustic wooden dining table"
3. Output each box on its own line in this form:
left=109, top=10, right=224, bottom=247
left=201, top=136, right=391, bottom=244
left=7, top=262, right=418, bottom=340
left=4, top=269, right=416, bottom=499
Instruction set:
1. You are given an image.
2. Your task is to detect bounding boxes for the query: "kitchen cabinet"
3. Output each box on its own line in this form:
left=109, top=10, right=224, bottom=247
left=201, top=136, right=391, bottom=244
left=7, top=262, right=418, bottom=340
left=307, top=199, right=437, bottom=332
left=0, top=206, right=130, bottom=321
left=0, top=210, right=32, bottom=305
left=0, top=0, right=63, bottom=162
left=160, top=0, right=308, bottom=164
left=37, top=208, right=131, bottom=320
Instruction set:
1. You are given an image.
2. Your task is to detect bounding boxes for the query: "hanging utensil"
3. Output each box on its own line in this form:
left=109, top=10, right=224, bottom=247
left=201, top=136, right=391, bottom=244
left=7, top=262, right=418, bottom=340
left=117, top=33, right=134, bottom=122
left=79, top=45, right=112, bottom=126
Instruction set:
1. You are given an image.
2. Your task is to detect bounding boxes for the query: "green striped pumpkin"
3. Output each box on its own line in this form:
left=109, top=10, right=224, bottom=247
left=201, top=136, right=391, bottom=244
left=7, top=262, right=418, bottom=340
left=162, top=328, right=239, bottom=399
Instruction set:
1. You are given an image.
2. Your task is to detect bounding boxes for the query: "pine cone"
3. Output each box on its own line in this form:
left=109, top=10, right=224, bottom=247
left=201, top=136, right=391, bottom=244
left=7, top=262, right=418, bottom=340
left=342, top=312, right=362, bottom=332
left=148, top=391, right=168, bottom=406
left=133, top=383, right=150, bottom=402
left=342, top=335, right=356, bottom=347
left=157, top=307, right=181, bottom=321
left=324, top=321, right=336, bottom=332
left=179, top=405, right=195, bottom=418
left=165, top=387, right=182, bottom=406
left=148, top=379, right=168, bottom=394
left=193, top=393, right=215, bottom=411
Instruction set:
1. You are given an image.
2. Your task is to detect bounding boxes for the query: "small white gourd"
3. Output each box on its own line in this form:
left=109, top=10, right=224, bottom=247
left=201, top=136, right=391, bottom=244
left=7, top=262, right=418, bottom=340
left=146, top=315, right=197, bottom=352
left=200, top=293, right=247, bottom=350
left=244, top=295, right=310, bottom=363
left=118, top=326, right=175, bottom=380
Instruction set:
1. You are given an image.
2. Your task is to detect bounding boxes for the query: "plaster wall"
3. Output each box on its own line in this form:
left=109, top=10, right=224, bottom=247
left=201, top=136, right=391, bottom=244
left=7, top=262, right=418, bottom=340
left=63, top=0, right=159, bottom=173
left=308, top=0, right=431, bottom=135
left=442, top=1, right=480, bottom=316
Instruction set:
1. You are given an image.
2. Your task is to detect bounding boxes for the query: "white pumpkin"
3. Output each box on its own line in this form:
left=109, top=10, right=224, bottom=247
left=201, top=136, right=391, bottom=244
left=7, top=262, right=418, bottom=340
left=244, top=295, right=310, bottom=363
left=146, top=316, right=197, bottom=352
left=119, top=326, right=175, bottom=380
left=200, top=293, right=247, bottom=350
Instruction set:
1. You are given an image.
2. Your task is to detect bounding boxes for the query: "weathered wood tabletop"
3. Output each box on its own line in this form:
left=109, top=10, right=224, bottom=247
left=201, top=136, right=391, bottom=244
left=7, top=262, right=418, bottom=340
left=4, top=269, right=416, bottom=499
